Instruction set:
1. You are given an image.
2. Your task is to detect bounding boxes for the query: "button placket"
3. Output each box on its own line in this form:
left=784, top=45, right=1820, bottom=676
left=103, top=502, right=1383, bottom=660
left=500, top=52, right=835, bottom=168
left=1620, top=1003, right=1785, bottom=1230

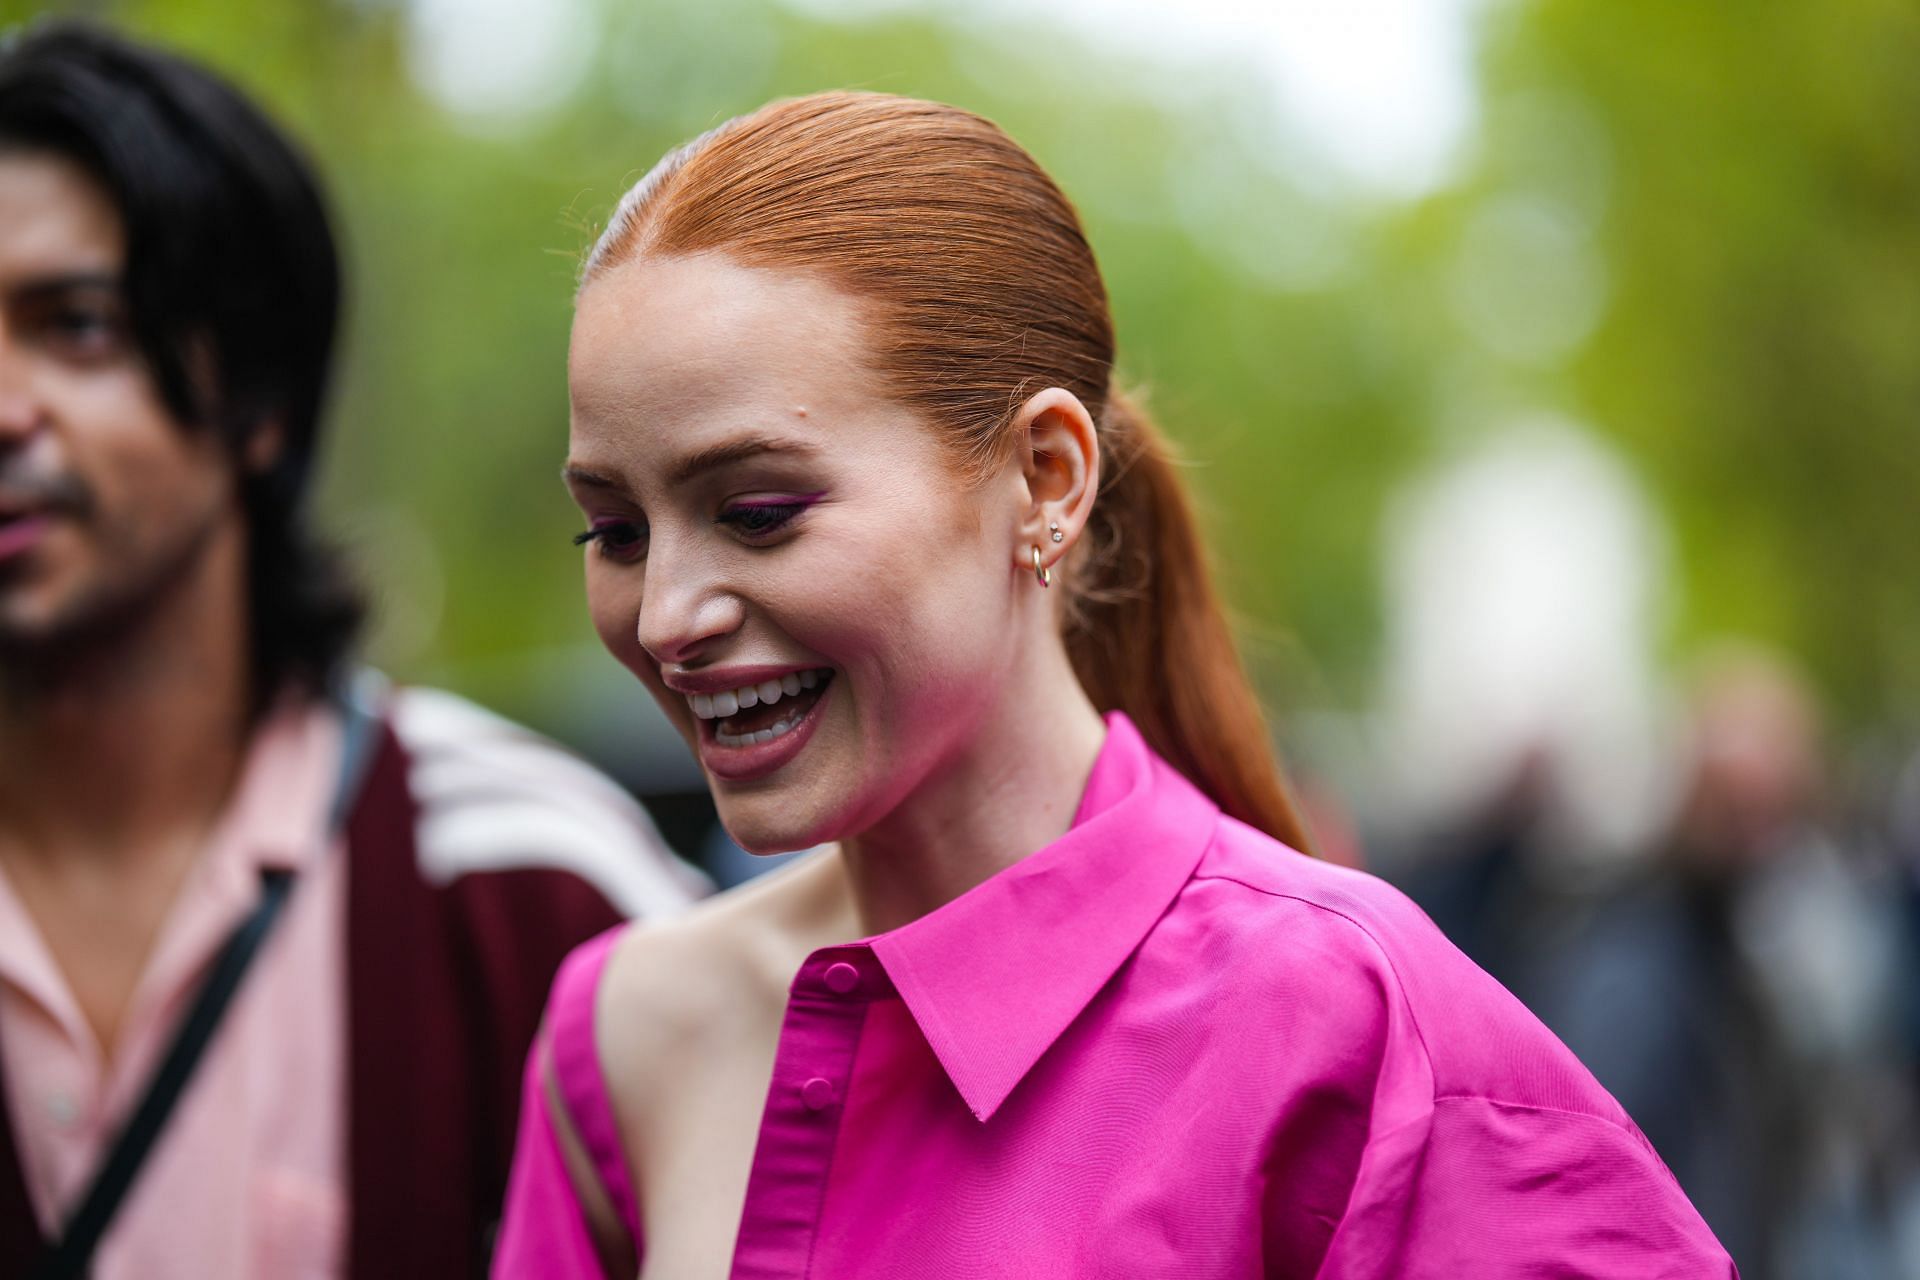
left=44, top=1091, right=79, bottom=1127
left=729, top=949, right=882, bottom=1279
left=800, top=960, right=861, bottom=1114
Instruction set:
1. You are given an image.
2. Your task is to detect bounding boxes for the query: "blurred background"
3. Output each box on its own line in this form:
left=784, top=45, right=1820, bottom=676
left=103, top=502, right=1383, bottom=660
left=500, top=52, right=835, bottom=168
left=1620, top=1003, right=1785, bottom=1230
left=13, top=0, right=1919, bottom=1274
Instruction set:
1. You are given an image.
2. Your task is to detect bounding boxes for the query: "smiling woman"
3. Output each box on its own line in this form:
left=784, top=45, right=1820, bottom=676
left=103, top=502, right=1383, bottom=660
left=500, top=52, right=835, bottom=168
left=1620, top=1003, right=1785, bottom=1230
left=494, top=93, right=1732, bottom=1278
left=561, top=249, right=1138, bottom=854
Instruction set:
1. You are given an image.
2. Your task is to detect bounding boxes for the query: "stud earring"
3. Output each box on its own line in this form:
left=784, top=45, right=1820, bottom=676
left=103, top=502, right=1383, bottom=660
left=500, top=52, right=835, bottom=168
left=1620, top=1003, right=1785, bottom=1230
left=1049, top=522, right=1064, bottom=543
left=1031, top=545, right=1051, bottom=588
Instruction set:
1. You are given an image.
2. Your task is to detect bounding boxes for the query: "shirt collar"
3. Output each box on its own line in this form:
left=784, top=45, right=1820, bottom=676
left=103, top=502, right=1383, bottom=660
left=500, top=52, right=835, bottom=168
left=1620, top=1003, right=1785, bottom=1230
left=868, top=712, right=1219, bottom=1122
left=0, top=696, right=344, bottom=1047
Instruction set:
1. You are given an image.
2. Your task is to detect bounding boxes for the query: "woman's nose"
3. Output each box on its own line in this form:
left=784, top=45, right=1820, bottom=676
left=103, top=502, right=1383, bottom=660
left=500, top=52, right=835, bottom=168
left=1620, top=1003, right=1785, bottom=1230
left=635, top=543, right=746, bottom=666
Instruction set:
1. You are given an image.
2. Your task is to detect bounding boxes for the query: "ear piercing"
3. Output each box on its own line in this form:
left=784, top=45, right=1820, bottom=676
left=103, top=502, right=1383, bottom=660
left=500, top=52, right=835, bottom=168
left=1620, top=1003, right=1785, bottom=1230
left=1031, top=523, right=1063, bottom=587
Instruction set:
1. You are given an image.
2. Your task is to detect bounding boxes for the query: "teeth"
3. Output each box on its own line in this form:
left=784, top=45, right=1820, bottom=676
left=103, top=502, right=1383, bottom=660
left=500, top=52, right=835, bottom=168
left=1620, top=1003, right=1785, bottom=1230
left=687, top=669, right=833, bottom=720
left=714, top=708, right=807, bottom=748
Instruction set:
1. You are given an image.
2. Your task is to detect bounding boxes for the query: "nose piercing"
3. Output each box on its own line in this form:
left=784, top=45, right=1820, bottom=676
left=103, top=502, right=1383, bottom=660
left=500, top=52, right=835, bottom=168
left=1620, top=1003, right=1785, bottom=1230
left=1031, top=544, right=1051, bottom=588
left=1049, top=522, right=1063, bottom=543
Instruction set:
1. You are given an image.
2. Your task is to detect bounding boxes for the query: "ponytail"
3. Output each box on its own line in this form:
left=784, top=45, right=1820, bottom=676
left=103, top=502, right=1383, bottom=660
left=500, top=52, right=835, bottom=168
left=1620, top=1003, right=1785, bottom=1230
left=1064, top=389, right=1314, bottom=852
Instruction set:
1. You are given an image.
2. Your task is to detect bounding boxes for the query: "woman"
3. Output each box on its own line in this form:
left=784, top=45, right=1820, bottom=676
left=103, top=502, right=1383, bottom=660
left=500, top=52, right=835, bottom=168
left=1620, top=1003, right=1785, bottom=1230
left=496, top=93, right=1731, bottom=1278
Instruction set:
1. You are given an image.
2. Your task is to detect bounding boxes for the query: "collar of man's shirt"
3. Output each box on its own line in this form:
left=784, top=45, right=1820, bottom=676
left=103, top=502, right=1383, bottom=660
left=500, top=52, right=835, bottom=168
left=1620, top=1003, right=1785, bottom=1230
left=0, top=696, right=341, bottom=1052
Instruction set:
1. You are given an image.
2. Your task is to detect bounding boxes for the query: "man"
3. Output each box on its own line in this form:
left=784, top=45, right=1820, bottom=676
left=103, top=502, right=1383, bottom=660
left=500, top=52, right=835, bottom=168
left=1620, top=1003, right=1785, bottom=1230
left=0, top=23, right=701, bottom=1278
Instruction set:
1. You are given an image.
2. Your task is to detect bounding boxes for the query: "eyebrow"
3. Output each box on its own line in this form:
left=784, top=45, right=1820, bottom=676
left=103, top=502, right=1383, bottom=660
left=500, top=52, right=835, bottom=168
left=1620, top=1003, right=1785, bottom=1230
left=561, top=464, right=623, bottom=492
left=4, top=272, right=122, bottom=305
left=666, top=435, right=818, bottom=486
left=3, top=268, right=123, bottom=305
left=562, top=434, right=818, bottom=495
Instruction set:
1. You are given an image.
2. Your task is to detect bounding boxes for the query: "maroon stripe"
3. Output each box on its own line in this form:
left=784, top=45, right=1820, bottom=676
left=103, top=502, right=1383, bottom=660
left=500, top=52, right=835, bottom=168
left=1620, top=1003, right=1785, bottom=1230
left=345, top=722, right=480, bottom=1277
left=345, top=718, right=623, bottom=1278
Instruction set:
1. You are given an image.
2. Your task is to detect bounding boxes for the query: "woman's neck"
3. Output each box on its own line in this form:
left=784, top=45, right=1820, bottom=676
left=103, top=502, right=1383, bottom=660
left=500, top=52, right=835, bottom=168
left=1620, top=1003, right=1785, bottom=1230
left=835, top=642, right=1108, bottom=937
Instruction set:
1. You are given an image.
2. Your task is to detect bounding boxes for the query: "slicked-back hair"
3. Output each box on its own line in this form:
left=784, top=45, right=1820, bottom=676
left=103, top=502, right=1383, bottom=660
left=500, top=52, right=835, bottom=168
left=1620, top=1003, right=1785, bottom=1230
left=0, top=20, right=362, bottom=709
left=587, top=94, right=1312, bottom=851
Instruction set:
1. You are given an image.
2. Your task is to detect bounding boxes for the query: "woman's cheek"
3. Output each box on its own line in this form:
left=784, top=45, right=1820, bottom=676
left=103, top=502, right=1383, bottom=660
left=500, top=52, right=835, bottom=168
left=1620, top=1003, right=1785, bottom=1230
left=587, top=574, right=647, bottom=672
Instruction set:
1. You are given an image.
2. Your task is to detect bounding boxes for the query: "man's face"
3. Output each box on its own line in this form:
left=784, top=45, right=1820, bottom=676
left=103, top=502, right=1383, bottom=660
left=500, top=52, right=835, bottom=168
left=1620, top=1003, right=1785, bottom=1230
left=0, top=150, right=238, bottom=657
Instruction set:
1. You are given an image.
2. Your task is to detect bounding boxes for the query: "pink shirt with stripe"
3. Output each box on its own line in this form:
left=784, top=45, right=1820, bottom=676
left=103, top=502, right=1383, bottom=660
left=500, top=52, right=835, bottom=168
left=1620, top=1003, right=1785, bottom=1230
left=0, top=689, right=700, bottom=1277
left=497, top=713, right=1734, bottom=1277
left=0, top=701, right=349, bottom=1278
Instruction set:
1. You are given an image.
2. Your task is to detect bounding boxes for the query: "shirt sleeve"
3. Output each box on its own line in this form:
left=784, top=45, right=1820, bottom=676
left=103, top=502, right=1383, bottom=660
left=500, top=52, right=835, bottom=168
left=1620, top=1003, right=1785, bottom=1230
left=1309, top=1095, right=1739, bottom=1279
left=491, top=1037, right=610, bottom=1279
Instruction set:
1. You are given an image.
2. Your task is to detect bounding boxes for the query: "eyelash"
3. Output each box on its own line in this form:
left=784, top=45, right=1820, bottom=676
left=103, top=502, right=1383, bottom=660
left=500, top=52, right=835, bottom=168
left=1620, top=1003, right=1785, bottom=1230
left=717, top=501, right=809, bottom=537
left=571, top=501, right=810, bottom=561
left=572, top=520, right=647, bottom=561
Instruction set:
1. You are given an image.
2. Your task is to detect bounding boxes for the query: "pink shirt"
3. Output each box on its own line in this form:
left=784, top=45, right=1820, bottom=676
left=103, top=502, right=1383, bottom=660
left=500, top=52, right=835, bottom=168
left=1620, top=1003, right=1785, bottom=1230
left=0, top=700, right=349, bottom=1279
left=497, top=713, right=1733, bottom=1277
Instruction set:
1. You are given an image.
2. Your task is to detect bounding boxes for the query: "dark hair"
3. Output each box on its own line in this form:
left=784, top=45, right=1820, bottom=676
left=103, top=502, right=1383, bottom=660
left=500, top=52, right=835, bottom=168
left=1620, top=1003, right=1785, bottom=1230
left=589, top=94, right=1313, bottom=851
left=0, top=20, right=362, bottom=708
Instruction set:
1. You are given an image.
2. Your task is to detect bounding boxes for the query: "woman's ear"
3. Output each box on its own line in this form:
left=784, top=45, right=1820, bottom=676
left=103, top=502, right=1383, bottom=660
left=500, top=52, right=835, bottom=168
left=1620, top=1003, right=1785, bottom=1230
left=1012, top=387, right=1099, bottom=575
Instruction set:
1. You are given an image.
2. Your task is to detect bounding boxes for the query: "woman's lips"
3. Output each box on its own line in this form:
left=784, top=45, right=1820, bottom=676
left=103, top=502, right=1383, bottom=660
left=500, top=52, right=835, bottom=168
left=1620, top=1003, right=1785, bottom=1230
left=697, top=673, right=833, bottom=782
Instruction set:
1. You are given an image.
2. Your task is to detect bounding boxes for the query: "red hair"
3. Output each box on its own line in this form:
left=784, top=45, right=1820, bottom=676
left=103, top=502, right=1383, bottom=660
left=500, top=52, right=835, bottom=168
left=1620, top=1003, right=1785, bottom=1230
left=587, top=92, right=1311, bottom=852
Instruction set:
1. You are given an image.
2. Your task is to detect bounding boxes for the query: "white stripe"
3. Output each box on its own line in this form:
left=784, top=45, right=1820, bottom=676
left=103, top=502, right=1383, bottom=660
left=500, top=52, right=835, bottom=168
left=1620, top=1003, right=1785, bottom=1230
left=391, top=687, right=709, bottom=917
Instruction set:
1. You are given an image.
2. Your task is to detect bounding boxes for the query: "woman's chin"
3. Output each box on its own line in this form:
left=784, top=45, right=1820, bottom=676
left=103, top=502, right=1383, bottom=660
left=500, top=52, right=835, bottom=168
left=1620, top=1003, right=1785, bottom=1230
left=716, top=804, right=836, bottom=858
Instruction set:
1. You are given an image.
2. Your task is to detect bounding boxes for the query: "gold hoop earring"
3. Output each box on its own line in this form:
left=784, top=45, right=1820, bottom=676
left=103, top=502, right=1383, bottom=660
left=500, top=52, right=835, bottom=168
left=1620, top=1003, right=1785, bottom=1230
left=1031, top=544, right=1051, bottom=589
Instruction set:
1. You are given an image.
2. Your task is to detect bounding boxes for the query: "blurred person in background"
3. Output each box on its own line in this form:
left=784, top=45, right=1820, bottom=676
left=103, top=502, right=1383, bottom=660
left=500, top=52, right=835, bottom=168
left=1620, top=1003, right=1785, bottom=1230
left=1402, top=645, right=1913, bottom=1280
left=1887, top=734, right=1920, bottom=1270
left=1601, top=649, right=1911, bottom=1280
left=492, top=92, right=1728, bottom=1277
left=0, top=22, right=700, bottom=1279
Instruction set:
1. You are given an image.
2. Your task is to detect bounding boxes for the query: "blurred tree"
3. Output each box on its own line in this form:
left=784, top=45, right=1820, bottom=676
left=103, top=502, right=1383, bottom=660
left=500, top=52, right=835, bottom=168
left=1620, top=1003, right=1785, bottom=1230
left=1452, top=0, right=1920, bottom=720
left=17, top=0, right=1914, bottom=739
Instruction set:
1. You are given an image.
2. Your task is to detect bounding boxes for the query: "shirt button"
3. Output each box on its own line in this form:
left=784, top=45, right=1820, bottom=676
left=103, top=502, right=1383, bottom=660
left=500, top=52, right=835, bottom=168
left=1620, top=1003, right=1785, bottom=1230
left=823, top=961, right=859, bottom=994
left=801, top=1077, right=836, bottom=1111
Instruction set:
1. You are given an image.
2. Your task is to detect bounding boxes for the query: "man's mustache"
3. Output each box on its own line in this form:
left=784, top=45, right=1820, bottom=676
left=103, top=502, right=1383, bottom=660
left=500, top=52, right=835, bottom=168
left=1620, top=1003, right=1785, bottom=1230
left=0, top=463, right=93, bottom=519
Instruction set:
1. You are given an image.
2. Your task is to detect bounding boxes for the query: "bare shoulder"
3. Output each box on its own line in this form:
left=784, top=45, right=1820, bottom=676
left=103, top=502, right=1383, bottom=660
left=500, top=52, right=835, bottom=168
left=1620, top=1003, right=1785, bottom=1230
left=594, top=847, right=852, bottom=1083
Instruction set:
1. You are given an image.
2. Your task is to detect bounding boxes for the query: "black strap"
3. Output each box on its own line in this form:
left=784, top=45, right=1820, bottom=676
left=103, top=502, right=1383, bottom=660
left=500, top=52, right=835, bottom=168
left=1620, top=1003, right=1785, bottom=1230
left=30, top=869, right=297, bottom=1280
left=29, top=675, right=383, bottom=1280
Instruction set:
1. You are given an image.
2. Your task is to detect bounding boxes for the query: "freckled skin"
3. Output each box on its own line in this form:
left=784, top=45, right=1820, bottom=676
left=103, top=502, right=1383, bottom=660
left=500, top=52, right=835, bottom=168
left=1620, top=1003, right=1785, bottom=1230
left=566, top=253, right=1026, bottom=857
left=559, top=251, right=1109, bottom=1275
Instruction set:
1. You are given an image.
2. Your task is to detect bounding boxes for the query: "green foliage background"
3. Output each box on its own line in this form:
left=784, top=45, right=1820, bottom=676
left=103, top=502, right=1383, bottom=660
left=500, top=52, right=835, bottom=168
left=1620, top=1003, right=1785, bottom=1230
left=13, top=0, right=1918, bottom=738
